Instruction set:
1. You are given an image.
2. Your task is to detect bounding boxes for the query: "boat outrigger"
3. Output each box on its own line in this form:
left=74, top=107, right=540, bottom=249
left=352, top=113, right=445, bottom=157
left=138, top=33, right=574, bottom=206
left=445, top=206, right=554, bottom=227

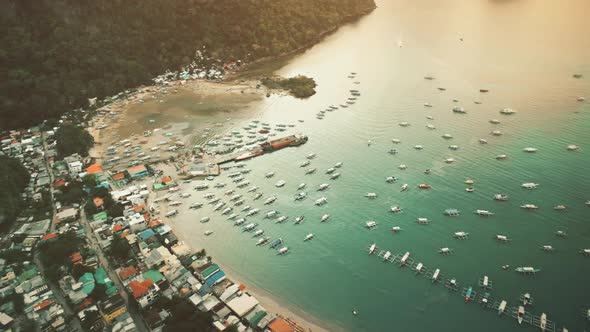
left=367, top=243, right=378, bottom=255
left=516, top=267, right=541, bottom=275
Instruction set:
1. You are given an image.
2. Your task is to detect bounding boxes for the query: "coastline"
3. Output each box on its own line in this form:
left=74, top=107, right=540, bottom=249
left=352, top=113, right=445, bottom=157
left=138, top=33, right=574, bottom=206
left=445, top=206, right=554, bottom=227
left=88, top=83, right=339, bottom=332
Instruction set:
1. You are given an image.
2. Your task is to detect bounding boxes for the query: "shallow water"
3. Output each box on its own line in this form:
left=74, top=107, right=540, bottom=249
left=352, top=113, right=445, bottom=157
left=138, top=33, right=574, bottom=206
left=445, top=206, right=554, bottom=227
left=164, top=0, right=590, bottom=330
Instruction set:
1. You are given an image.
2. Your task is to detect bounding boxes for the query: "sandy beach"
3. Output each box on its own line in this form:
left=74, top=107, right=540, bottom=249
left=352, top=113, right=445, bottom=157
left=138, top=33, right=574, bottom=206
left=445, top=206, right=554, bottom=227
left=88, top=78, right=336, bottom=332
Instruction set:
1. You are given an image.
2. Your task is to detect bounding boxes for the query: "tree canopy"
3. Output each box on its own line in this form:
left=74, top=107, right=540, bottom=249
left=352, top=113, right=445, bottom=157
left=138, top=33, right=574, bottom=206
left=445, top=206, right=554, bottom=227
left=0, top=156, right=30, bottom=228
left=0, top=0, right=375, bottom=130
left=55, top=124, right=94, bottom=158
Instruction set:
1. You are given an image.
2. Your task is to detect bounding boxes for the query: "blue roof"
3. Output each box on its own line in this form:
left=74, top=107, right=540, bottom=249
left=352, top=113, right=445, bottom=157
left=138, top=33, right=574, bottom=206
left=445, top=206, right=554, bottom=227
left=138, top=228, right=156, bottom=240
left=205, top=270, right=226, bottom=286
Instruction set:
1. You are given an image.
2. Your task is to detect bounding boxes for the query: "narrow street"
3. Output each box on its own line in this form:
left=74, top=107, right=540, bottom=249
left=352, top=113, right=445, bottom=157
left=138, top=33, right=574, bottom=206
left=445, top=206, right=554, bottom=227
left=79, top=212, right=149, bottom=332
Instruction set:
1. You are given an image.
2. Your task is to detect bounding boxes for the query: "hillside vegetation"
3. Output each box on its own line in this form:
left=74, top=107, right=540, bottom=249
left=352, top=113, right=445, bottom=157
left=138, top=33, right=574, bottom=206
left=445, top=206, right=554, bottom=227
left=0, top=0, right=375, bottom=130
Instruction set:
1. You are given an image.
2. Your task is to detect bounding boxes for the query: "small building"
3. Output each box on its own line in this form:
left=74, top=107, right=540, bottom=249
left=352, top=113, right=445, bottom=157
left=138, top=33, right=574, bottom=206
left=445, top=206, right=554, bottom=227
left=56, top=207, right=79, bottom=223
left=127, top=165, right=149, bottom=179
left=128, top=279, right=159, bottom=308
left=98, top=294, right=127, bottom=325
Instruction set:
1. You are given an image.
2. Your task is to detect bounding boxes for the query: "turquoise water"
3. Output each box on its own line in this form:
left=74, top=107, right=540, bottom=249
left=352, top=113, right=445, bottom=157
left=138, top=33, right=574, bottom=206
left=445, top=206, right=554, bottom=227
left=167, top=0, right=590, bottom=331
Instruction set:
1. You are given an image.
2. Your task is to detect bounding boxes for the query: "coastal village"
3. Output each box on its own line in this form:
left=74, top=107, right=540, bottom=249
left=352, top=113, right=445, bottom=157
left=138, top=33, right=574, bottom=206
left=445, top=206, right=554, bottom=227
left=0, top=68, right=308, bottom=332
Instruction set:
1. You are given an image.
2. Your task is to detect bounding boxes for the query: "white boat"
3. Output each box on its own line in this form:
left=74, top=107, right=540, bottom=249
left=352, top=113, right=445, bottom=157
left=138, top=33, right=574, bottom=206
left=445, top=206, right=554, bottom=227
left=307, top=153, right=316, bottom=159
left=399, top=122, right=410, bottom=127
left=265, top=211, right=278, bottom=218
left=495, top=234, right=510, bottom=242
left=444, top=158, right=455, bottom=163
left=479, top=138, right=488, bottom=144
left=494, top=193, right=508, bottom=201
left=391, top=226, right=402, bottom=233
left=566, top=144, right=579, bottom=151
left=521, top=182, right=539, bottom=189
left=416, top=217, right=429, bottom=224
left=204, top=230, right=213, bottom=236
left=432, top=269, right=440, bottom=281
left=366, top=220, right=377, bottom=229
left=438, top=247, right=452, bottom=254
left=390, top=206, right=402, bottom=213
left=475, top=210, right=494, bottom=216
left=253, top=193, right=263, bottom=200
left=304, top=233, right=314, bottom=241
left=305, top=168, right=317, bottom=174
left=426, top=124, right=436, bottom=130
left=221, top=207, right=233, bottom=215
left=555, top=230, right=567, bottom=237
left=295, top=192, right=307, bottom=201
left=297, top=183, right=306, bottom=190
left=256, top=237, right=270, bottom=246
left=326, top=167, right=336, bottom=174
left=498, top=300, right=507, bottom=315
left=523, top=147, right=538, bottom=153
left=246, top=208, right=260, bottom=216
left=500, top=108, right=516, bottom=115
left=275, top=180, right=286, bottom=187
left=491, top=130, right=502, bottom=136
left=454, top=231, right=468, bottom=239
left=496, top=154, right=507, bottom=160
left=253, top=229, right=264, bottom=237
left=265, top=172, right=275, bottom=178
left=247, top=186, right=258, bottom=192
left=368, top=243, right=377, bottom=255
left=577, top=96, right=585, bottom=101
left=330, top=172, right=341, bottom=179
left=365, top=192, right=378, bottom=198
left=442, top=134, right=453, bottom=139
left=294, top=216, right=305, bottom=224
left=424, top=102, right=432, bottom=107
left=391, top=139, right=401, bottom=144
left=520, top=204, right=539, bottom=210
left=165, top=210, right=178, bottom=217
left=541, top=245, right=554, bottom=252
left=277, top=247, right=289, bottom=255
left=169, top=201, right=182, bottom=206
left=234, top=218, right=245, bottom=226
left=401, top=184, right=409, bottom=191
left=489, top=119, right=501, bottom=124
left=189, top=202, right=203, bottom=209
left=426, top=115, right=434, bottom=120
left=179, top=193, right=191, bottom=198
left=398, top=164, right=407, bottom=170
left=452, top=107, right=466, bottom=114
left=334, top=162, right=343, bottom=168
left=318, top=183, right=330, bottom=191
left=386, top=176, right=397, bottom=183
left=517, top=306, right=525, bottom=324
left=300, top=160, right=311, bottom=167
left=414, top=145, right=424, bottom=150
left=315, top=197, right=328, bottom=205
left=449, top=145, right=459, bottom=150
left=554, top=205, right=566, bottom=210
left=540, top=313, right=547, bottom=331
left=264, top=196, right=277, bottom=205
left=200, top=217, right=210, bottom=223
left=321, top=214, right=330, bottom=222
left=243, top=223, right=258, bottom=232
left=276, top=215, right=288, bottom=223
left=383, top=251, right=392, bottom=261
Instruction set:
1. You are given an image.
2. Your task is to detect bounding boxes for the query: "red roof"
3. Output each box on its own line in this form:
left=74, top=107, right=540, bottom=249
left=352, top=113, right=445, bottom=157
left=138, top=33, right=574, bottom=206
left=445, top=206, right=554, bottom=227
left=112, top=172, right=126, bottom=181
left=86, top=164, right=103, bottom=174
left=52, top=179, right=66, bottom=189
left=268, top=318, right=296, bottom=332
left=113, top=224, right=123, bottom=232
left=41, top=233, right=58, bottom=241
left=33, top=299, right=54, bottom=312
left=118, top=266, right=138, bottom=281
left=79, top=297, right=94, bottom=310
left=128, top=165, right=147, bottom=174
left=70, top=252, right=83, bottom=264
left=129, top=279, right=154, bottom=299
left=161, top=176, right=173, bottom=183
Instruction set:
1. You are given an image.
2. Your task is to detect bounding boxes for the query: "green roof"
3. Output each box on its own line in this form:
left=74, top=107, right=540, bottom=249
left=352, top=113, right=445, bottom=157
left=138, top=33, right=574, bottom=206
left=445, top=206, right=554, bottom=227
left=200, top=264, right=219, bottom=279
left=106, top=285, right=118, bottom=297
left=18, top=265, right=39, bottom=282
left=143, top=270, right=164, bottom=284
left=79, top=272, right=96, bottom=295
left=92, top=211, right=108, bottom=222
left=248, top=310, right=267, bottom=326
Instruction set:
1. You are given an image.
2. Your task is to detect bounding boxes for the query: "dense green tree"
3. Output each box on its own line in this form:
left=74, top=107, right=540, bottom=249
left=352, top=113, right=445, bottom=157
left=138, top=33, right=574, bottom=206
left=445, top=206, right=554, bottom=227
left=55, top=124, right=94, bottom=158
left=109, top=235, right=130, bottom=260
left=0, top=156, right=30, bottom=228
left=163, top=299, right=214, bottom=332
left=0, top=0, right=375, bottom=130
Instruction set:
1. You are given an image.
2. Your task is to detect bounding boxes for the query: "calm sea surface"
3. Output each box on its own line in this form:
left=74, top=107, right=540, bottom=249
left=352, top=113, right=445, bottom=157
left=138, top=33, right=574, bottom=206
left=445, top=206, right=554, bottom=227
left=165, top=0, right=590, bottom=330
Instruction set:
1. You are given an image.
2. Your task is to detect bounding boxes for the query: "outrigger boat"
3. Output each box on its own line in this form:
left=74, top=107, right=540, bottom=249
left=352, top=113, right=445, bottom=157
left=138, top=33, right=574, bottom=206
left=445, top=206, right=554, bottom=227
left=256, top=237, right=270, bottom=246
left=391, top=226, right=402, bottom=233
left=475, top=210, right=494, bottom=216
left=494, top=194, right=508, bottom=201
left=365, top=192, right=378, bottom=198
left=431, top=269, right=440, bottom=282
left=246, top=208, right=260, bottom=216
left=444, top=209, right=460, bottom=216
left=454, top=231, right=469, bottom=239
left=265, top=210, right=279, bottom=219
left=275, top=216, right=288, bottom=224
left=416, top=217, right=429, bottom=225
left=390, top=206, right=402, bottom=213
left=517, top=306, right=525, bottom=324
left=382, top=251, right=393, bottom=262
left=318, top=183, right=330, bottom=191
left=234, top=218, right=245, bottom=226
left=367, top=243, right=377, bottom=255
left=253, top=193, right=263, bottom=200
left=438, top=247, right=453, bottom=255
left=579, top=248, right=590, bottom=256
left=200, top=217, right=210, bottom=223
left=401, top=184, right=409, bottom=192
left=479, top=275, right=492, bottom=289
left=264, top=196, right=277, bottom=205
left=298, top=183, right=306, bottom=190
left=243, top=223, right=258, bottom=232
left=539, top=313, right=548, bottom=331
left=521, top=204, right=539, bottom=210
left=541, top=245, right=554, bottom=252
left=414, top=262, right=425, bottom=274
left=498, top=300, right=507, bottom=315
left=516, top=267, right=540, bottom=275
left=321, top=214, right=330, bottom=222
left=521, top=293, right=533, bottom=306
left=295, top=192, right=307, bottom=201
left=365, top=221, right=377, bottom=229
left=386, top=176, right=398, bottom=183
left=299, top=160, right=310, bottom=167
left=398, top=252, right=411, bottom=266
left=521, top=182, right=539, bottom=189
left=304, top=233, right=314, bottom=241
left=464, top=286, right=474, bottom=302
left=269, top=238, right=283, bottom=249
left=189, top=202, right=203, bottom=209
left=555, top=230, right=567, bottom=237
left=305, top=168, right=317, bottom=174
left=277, top=247, right=289, bottom=255
left=294, top=216, right=305, bottom=224
left=495, top=234, right=511, bottom=242
left=253, top=229, right=264, bottom=237
left=315, top=197, right=328, bottom=206
left=553, top=205, right=567, bottom=211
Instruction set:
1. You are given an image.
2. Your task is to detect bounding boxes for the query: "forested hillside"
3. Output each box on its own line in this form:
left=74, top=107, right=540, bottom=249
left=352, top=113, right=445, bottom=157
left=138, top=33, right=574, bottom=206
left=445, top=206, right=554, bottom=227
left=0, top=0, right=375, bottom=130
